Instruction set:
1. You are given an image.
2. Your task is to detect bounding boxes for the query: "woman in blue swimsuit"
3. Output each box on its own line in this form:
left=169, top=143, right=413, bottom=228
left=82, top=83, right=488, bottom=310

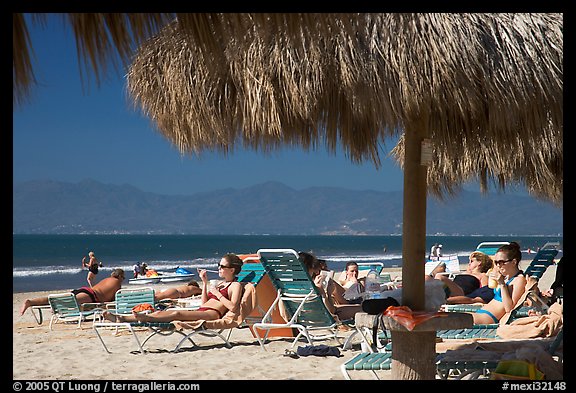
left=473, top=242, right=527, bottom=324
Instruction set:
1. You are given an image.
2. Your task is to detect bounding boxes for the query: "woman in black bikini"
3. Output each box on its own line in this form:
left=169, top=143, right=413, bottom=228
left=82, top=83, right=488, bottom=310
left=103, top=253, right=244, bottom=323
left=82, top=251, right=103, bottom=288
left=430, top=251, right=494, bottom=297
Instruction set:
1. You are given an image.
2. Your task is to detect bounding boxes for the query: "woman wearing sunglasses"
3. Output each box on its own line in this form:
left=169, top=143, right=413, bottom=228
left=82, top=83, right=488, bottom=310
left=472, top=242, right=527, bottom=324
left=103, top=253, right=244, bottom=323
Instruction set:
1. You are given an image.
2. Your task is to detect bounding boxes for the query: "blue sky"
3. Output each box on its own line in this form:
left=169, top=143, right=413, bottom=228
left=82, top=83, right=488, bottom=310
left=13, top=15, right=535, bottom=198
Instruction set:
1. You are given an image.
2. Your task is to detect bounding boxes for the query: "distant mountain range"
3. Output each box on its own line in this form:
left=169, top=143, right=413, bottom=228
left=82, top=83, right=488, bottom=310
left=13, top=179, right=563, bottom=236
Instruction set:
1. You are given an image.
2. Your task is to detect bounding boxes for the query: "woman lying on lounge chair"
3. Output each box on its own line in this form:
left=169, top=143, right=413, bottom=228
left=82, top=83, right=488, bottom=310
left=154, top=280, right=202, bottom=302
left=103, top=254, right=243, bottom=323
left=472, top=242, right=527, bottom=324
left=427, top=251, right=493, bottom=299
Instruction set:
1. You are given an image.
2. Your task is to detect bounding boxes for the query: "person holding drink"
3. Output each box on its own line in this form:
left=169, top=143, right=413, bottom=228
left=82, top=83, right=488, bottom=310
left=102, top=253, right=244, bottom=323
left=472, top=242, right=527, bottom=324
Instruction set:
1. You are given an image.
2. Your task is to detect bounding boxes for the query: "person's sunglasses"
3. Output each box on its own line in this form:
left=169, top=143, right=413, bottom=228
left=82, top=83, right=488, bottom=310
left=494, top=258, right=514, bottom=266
left=218, top=264, right=234, bottom=269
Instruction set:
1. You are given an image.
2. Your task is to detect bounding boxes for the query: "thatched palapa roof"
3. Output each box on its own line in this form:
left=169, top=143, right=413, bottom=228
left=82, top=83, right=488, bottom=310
left=125, top=13, right=563, bottom=204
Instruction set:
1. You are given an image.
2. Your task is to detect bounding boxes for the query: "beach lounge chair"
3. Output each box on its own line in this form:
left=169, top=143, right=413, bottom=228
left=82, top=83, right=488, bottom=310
left=436, top=327, right=564, bottom=379
left=341, top=352, right=393, bottom=380
left=252, top=248, right=346, bottom=350
left=357, top=262, right=384, bottom=275
left=436, top=280, right=542, bottom=341
left=93, top=287, right=156, bottom=352
left=523, top=249, right=558, bottom=280
left=94, top=283, right=257, bottom=354
left=475, top=241, right=510, bottom=256
left=29, top=305, right=52, bottom=325
left=47, top=292, right=103, bottom=330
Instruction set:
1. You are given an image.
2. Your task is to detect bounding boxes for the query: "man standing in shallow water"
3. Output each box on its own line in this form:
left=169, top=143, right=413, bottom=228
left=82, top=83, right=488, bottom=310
left=19, top=268, right=126, bottom=316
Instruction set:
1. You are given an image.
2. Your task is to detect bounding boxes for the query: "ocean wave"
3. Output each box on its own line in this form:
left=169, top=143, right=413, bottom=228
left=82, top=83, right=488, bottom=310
left=12, top=258, right=222, bottom=278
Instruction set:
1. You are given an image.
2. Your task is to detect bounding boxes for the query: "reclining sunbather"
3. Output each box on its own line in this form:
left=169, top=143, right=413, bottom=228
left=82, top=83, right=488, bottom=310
left=20, top=269, right=126, bottom=315
left=427, top=251, right=493, bottom=298
left=154, top=280, right=202, bottom=302
left=103, top=254, right=243, bottom=323
left=471, top=242, right=527, bottom=324
left=299, top=252, right=362, bottom=321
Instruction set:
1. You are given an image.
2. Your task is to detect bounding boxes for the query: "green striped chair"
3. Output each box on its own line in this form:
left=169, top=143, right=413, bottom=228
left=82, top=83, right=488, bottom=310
left=436, top=327, right=563, bottom=379
left=524, top=249, right=558, bottom=279
left=93, top=287, right=156, bottom=353
left=252, top=248, right=345, bottom=350
left=47, top=292, right=103, bottom=330
left=341, top=352, right=393, bottom=380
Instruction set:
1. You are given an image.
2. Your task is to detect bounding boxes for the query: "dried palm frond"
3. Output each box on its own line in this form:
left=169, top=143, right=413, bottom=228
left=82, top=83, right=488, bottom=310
left=126, top=13, right=562, bottom=203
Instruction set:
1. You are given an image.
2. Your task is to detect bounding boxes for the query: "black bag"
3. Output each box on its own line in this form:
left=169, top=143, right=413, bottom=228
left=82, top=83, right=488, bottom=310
left=296, top=344, right=341, bottom=357
left=361, top=297, right=399, bottom=315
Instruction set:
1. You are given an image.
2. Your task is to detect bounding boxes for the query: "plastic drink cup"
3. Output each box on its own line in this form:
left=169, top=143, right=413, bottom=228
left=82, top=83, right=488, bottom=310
left=487, top=268, right=498, bottom=289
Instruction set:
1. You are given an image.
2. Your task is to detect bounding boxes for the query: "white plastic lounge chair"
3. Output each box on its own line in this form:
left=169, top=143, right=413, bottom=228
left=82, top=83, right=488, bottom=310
left=436, top=327, right=563, bottom=379
left=93, top=287, right=156, bottom=353
left=94, top=283, right=257, bottom=354
left=30, top=305, right=52, bottom=325
left=475, top=241, right=510, bottom=256
left=47, top=292, right=102, bottom=330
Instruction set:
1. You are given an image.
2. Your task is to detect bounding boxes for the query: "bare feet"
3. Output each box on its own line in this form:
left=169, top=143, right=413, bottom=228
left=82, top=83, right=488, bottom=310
left=19, top=300, right=31, bottom=316
left=102, top=310, right=122, bottom=323
left=134, top=312, right=150, bottom=322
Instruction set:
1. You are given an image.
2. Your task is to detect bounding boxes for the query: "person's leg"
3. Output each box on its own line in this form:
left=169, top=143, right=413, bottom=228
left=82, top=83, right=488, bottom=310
left=335, top=304, right=363, bottom=321
left=102, top=308, right=219, bottom=323
left=135, top=309, right=219, bottom=323
left=330, top=279, right=349, bottom=304
left=19, top=297, right=49, bottom=315
left=74, top=291, right=95, bottom=305
left=87, top=272, right=95, bottom=287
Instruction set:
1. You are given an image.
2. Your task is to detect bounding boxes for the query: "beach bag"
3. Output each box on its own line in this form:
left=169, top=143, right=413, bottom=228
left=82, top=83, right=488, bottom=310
left=491, top=360, right=545, bottom=380
left=361, top=297, right=399, bottom=315
left=296, top=344, right=341, bottom=357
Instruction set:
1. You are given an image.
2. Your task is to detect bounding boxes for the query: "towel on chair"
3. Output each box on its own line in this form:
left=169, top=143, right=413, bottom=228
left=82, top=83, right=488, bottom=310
left=172, top=283, right=257, bottom=330
left=497, top=302, right=563, bottom=339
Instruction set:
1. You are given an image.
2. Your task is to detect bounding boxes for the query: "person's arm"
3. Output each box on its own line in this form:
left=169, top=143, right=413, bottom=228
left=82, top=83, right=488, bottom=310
left=313, top=274, right=336, bottom=314
left=198, top=269, right=210, bottom=303
left=213, top=282, right=242, bottom=313
left=501, top=275, right=527, bottom=313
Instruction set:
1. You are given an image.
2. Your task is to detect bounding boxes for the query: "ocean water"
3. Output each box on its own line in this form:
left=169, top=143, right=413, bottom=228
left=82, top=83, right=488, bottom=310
left=12, top=234, right=562, bottom=293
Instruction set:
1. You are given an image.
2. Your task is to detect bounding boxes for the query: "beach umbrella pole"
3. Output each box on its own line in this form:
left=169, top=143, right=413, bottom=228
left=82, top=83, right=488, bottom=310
left=393, top=120, right=435, bottom=379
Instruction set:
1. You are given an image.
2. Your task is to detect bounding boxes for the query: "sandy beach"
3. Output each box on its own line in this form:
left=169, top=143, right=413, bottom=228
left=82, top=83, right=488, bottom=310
left=13, top=260, right=558, bottom=381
